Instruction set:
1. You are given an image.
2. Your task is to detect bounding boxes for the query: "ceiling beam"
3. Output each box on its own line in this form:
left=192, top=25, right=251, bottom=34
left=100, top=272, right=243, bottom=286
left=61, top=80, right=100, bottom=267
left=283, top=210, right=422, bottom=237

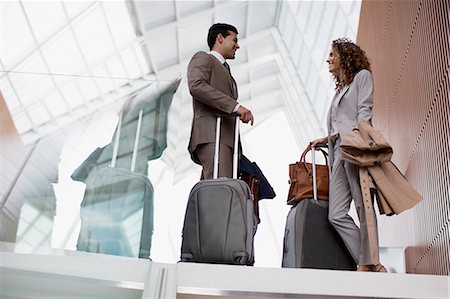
left=140, top=1, right=248, bottom=41
left=126, top=0, right=159, bottom=76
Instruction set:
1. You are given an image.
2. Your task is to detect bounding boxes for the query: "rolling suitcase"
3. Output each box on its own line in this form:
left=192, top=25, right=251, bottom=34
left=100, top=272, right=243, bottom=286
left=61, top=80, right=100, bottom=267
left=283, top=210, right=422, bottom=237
left=282, top=147, right=356, bottom=270
left=76, top=110, right=154, bottom=259
left=180, top=117, right=257, bottom=265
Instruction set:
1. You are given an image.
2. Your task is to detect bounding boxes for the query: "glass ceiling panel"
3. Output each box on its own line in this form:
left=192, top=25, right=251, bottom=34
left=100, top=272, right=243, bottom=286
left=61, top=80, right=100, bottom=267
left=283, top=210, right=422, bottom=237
left=332, top=12, right=350, bottom=38
left=149, top=27, right=178, bottom=70
left=119, top=48, right=143, bottom=79
left=60, top=82, right=85, bottom=110
left=247, top=1, right=277, bottom=34
left=74, top=75, right=100, bottom=101
left=280, top=7, right=295, bottom=49
left=289, top=32, right=302, bottom=65
left=72, top=5, right=115, bottom=65
left=340, top=0, right=356, bottom=15
left=306, top=1, right=325, bottom=46
left=287, top=0, right=299, bottom=12
left=315, top=80, right=328, bottom=113
left=176, top=0, right=213, bottom=19
left=101, top=1, right=136, bottom=46
left=106, top=55, right=129, bottom=82
left=41, top=28, right=85, bottom=84
left=290, top=42, right=302, bottom=69
left=214, top=3, right=247, bottom=37
left=247, top=37, right=278, bottom=60
left=138, top=1, right=176, bottom=30
left=1, top=0, right=145, bottom=143
left=317, top=2, right=338, bottom=48
left=133, top=43, right=150, bottom=75
left=298, top=45, right=311, bottom=84
left=92, top=65, right=115, bottom=94
left=28, top=102, right=52, bottom=127
left=12, top=53, right=55, bottom=106
left=178, top=18, right=212, bottom=60
left=44, top=90, right=70, bottom=118
left=0, top=1, right=35, bottom=69
left=296, top=1, right=310, bottom=30
left=307, top=76, right=319, bottom=107
left=63, top=1, right=94, bottom=19
left=251, top=75, right=280, bottom=96
left=22, top=1, right=66, bottom=44
left=250, top=61, right=278, bottom=81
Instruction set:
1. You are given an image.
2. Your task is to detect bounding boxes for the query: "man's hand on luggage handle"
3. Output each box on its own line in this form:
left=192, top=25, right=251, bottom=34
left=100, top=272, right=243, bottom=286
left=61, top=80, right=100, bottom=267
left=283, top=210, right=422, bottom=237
left=237, top=106, right=254, bottom=126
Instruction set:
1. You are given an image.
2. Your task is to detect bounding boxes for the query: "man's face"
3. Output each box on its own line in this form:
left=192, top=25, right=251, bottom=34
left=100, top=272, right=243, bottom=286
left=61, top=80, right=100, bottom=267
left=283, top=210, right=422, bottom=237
left=218, top=31, right=239, bottom=59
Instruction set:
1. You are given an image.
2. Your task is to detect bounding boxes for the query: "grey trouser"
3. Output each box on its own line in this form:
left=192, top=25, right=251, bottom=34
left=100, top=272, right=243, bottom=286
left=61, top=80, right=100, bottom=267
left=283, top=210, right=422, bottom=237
left=328, top=138, right=379, bottom=265
left=195, top=142, right=233, bottom=180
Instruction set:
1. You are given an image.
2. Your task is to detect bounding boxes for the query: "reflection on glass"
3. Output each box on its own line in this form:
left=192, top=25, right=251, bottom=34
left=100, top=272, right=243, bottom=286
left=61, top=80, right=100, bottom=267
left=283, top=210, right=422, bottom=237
left=76, top=167, right=154, bottom=258
left=8, top=131, right=65, bottom=253
left=72, top=78, right=181, bottom=259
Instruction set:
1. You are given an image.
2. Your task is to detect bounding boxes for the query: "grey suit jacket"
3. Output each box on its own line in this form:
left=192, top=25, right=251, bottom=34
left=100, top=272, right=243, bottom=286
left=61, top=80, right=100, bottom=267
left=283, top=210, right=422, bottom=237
left=327, top=69, right=374, bottom=165
left=187, top=51, right=239, bottom=163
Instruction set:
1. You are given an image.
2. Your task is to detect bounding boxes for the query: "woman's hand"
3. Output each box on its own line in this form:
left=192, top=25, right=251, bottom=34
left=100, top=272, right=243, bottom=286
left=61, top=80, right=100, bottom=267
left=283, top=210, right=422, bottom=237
left=308, top=136, right=328, bottom=150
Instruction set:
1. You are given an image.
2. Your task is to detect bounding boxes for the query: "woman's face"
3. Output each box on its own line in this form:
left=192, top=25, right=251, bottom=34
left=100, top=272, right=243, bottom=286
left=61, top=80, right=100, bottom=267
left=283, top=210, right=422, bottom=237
left=326, top=47, right=341, bottom=75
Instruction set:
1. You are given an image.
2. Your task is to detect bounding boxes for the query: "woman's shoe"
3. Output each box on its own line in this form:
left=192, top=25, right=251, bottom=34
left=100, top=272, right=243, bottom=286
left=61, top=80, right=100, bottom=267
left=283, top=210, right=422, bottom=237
left=357, top=263, right=387, bottom=272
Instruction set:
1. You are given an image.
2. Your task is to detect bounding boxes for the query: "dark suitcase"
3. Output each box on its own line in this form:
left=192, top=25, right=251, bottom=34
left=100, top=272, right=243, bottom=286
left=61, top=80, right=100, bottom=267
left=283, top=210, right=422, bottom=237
left=282, top=199, right=356, bottom=270
left=180, top=117, right=257, bottom=265
left=76, top=109, right=154, bottom=259
left=282, top=147, right=356, bottom=270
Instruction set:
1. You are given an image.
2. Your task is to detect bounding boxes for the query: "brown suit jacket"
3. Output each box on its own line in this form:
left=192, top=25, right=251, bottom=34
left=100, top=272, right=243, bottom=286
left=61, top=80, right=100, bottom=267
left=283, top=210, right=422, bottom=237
left=187, top=51, right=239, bottom=163
left=340, top=121, right=423, bottom=215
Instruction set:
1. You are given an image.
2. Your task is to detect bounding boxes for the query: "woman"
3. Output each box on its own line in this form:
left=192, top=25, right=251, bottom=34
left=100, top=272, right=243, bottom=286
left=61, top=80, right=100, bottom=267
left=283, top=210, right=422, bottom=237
left=310, top=38, right=386, bottom=272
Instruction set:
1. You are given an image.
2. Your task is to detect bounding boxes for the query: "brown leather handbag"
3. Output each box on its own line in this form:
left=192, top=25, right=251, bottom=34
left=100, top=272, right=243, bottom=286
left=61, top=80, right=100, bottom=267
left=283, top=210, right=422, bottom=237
left=287, top=147, right=329, bottom=205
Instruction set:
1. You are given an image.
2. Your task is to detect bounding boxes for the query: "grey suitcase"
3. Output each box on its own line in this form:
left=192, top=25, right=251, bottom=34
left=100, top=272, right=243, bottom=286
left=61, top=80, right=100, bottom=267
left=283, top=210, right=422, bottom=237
left=282, top=147, right=356, bottom=270
left=180, top=117, right=257, bottom=265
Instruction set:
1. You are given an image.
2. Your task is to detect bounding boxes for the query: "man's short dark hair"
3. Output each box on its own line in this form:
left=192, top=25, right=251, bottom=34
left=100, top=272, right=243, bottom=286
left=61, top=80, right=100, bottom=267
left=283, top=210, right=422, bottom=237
left=207, top=23, right=238, bottom=50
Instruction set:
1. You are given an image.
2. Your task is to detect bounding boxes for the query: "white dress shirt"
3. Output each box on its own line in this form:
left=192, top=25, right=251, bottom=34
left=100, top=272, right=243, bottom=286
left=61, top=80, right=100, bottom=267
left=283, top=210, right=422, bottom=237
left=209, top=50, right=240, bottom=112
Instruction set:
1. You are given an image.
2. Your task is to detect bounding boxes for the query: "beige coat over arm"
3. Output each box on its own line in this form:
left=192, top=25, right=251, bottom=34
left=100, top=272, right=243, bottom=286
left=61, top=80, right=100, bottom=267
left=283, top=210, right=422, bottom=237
left=340, top=121, right=423, bottom=215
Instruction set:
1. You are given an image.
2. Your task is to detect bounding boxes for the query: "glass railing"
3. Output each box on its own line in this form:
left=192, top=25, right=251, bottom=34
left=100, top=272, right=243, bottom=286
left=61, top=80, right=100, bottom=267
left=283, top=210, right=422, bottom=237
left=1, top=78, right=305, bottom=267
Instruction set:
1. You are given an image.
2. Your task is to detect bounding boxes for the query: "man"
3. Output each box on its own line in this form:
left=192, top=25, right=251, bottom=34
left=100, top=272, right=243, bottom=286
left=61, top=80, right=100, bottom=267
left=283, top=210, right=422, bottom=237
left=187, top=23, right=254, bottom=179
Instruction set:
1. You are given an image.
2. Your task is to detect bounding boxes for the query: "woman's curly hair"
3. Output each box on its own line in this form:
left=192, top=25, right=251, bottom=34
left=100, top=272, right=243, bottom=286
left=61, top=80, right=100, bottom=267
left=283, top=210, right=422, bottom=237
left=332, top=38, right=371, bottom=90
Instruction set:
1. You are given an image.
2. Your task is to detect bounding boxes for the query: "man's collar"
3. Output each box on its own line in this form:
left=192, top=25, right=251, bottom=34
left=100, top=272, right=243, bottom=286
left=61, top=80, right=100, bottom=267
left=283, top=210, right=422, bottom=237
left=209, top=50, right=226, bottom=64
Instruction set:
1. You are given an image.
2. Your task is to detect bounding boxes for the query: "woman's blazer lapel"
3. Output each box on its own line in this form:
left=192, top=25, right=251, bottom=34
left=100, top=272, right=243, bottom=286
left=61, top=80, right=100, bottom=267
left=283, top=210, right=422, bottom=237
left=327, top=85, right=350, bottom=131
left=335, top=85, right=350, bottom=107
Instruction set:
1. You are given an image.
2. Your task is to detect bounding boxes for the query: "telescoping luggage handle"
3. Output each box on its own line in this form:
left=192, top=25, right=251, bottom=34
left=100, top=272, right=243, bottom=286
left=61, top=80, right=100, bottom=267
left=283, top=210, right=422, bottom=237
left=111, top=109, right=144, bottom=171
left=310, top=144, right=327, bottom=201
left=213, top=116, right=240, bottom=179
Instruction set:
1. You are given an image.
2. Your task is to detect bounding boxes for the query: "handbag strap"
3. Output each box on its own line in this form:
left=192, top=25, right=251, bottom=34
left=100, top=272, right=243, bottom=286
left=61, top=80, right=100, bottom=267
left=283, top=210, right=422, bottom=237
left=300, top=147, right=328, bottom=201
left=300, top=147, right=328, bottom=168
